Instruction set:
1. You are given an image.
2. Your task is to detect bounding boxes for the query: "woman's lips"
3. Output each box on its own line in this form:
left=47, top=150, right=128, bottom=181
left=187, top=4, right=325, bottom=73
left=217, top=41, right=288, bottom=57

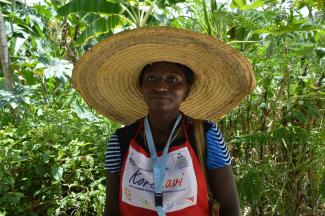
left=151, top=98, right=170, bottom=101
left=150, top=96, right=171, bottom=102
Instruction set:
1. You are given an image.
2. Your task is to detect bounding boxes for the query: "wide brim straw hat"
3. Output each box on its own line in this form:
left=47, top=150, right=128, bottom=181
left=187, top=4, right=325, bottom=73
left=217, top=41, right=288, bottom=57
left=72, top=27, right=256, bottom=124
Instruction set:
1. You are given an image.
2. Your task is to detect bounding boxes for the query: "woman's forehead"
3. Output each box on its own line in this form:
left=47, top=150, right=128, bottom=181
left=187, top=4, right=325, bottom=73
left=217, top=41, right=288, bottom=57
left=142, top=62, right=186, bottom=75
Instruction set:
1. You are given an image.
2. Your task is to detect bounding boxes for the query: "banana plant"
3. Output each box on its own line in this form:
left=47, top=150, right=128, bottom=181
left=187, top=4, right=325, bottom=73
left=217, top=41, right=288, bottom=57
left=56, top=0, right=169, bottom=46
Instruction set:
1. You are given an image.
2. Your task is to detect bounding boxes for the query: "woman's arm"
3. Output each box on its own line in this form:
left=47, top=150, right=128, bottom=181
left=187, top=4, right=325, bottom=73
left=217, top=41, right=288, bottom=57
left=104, top=171, right=121, bottom=216
left=207, top=165, right=240, bottom=216
left=201, top=120, right=240, bottom=215
left=104, top=132, right=123, bottom=216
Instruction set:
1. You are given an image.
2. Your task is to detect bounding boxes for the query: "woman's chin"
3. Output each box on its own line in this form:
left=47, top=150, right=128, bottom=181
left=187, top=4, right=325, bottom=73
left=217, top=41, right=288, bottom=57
left=147, top=104, right=179, bottom=113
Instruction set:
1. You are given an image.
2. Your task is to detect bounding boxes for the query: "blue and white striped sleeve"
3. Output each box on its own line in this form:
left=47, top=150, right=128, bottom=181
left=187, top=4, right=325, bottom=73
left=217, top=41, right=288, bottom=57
left=104, top=133, right=122, bottom=173
left=205, top=121, right=231, bottom=169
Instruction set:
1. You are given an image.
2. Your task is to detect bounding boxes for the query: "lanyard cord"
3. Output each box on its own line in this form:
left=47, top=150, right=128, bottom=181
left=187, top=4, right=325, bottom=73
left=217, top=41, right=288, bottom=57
left=143, top=124, right=182, bottom=151
left=144, top=114, right=182, bottom=216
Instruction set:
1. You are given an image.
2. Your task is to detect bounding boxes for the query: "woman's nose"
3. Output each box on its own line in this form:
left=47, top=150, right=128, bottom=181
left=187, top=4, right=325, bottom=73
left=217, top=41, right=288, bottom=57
left=154, top=79, right=168, bottom=91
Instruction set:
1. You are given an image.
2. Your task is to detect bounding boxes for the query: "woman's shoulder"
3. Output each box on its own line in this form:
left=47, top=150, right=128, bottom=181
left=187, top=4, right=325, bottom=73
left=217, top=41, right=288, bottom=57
left=183, top=115, right=216, bottom=132
left=115, top=118, right=142, bottom=135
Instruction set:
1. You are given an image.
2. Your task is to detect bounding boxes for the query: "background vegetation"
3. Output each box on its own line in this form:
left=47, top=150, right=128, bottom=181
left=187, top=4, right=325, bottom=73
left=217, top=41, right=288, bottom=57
left=0, top=0, right=324, bottom=215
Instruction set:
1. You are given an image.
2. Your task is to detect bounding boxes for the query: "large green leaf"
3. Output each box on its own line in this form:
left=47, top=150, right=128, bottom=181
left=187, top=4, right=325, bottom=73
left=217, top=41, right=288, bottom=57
left=75, top=15, right=121, bottom=45
left=0, top=0, right=10, bottom=4
left=35, top=57, right=73, bottom=81
left=230, top=0, right=267, bottom=10
left=26, top=14, right=45, bottom=37
left=72, top=103, right=99, bottom=122
left=57, top=0, right=124, bottom=16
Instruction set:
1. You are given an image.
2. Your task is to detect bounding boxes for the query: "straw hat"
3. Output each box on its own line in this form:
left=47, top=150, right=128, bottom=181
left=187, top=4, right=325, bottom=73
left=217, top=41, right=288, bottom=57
left=72, top=27, right=256, bottom=124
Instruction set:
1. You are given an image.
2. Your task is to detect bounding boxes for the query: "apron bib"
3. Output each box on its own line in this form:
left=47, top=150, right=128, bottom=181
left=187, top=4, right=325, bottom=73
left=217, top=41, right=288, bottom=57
left=119, top=120, right=209, bottom=216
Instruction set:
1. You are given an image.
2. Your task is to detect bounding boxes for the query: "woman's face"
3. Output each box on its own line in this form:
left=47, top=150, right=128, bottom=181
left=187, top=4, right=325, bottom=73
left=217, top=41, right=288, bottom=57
left=140, top=62, right=189, bottom=113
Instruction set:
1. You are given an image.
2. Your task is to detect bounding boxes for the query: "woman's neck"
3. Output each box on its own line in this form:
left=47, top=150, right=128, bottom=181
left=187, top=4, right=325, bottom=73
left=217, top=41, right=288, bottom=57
left=147, top=110, right=180, bottom=134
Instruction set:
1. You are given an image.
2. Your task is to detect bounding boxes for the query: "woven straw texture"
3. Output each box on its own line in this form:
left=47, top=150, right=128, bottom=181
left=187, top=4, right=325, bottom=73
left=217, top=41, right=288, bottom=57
left=72, top=27, right=256, bottom=124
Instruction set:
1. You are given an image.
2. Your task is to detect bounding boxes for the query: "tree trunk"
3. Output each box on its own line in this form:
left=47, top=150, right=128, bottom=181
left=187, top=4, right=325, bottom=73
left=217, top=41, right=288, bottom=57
left=0, top=8, right=20, bottom=123
left=0, top=8, right=14, bottom=91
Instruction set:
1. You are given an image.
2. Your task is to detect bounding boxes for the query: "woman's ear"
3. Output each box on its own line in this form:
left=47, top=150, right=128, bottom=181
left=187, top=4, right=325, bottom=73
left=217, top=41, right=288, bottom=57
left=183, top=87, right=189, bottom=101
left=139, top=81, right=144, bottom=93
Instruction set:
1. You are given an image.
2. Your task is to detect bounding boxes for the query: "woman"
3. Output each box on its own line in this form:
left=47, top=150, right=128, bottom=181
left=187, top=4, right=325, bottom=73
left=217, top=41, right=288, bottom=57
left=72, top=27, right=255, bottom=216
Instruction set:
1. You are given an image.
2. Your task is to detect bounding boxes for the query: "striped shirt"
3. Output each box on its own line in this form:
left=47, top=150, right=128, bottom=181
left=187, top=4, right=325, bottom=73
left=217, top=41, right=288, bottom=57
left=104, top=120, right=231, bottom=173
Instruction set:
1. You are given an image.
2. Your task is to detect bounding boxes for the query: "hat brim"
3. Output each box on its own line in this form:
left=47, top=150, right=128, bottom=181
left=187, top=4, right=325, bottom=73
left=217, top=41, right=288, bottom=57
left=72, top=27, right=256, bottom=124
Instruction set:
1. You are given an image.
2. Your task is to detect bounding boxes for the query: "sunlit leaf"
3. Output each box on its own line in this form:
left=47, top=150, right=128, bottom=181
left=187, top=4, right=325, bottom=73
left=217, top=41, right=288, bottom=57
left=56, top=0, right=124, bottom=16
left=35, top=58, right=73, bottom=81
left=14, top=37, right=27, bottom=54
left=36, top=109, right=43, bottom=116
left=72, top=103, right=99, bottom=122
left=51, top=166, right=63, bottom=181
left=9, top=101, right=18, bottom=109
left=231, top=0, right=267, bottom=10
left=0, top=0, right=11, bottom=4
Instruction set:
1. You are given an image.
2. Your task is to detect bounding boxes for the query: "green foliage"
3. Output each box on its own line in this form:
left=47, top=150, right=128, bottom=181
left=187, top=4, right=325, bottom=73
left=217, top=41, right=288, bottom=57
left=0, top=82, right=119, bottom=215
left=172, top=0, right=325, bottom=214
left=74, top=15, right=119, bottom=46
left=0, top=0, right=324, bottom=215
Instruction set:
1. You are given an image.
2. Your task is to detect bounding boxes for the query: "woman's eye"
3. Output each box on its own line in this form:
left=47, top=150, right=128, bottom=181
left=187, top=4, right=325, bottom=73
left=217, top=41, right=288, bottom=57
left=168, top=77, right=178, bottom=83
left=146, top=76, right=156, bottom=81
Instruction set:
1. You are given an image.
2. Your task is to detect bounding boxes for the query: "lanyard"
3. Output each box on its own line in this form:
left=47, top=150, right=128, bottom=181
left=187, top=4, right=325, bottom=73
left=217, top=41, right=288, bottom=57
left=144, top=114, right=182, bottom=216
